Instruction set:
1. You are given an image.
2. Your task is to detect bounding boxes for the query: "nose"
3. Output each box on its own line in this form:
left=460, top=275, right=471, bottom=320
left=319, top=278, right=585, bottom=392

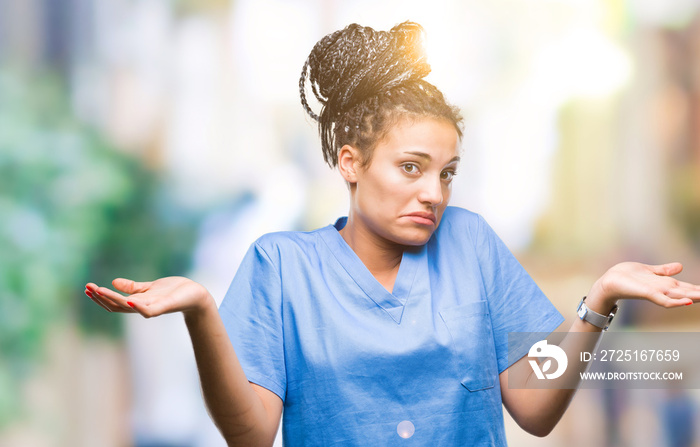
left=417, top=175, right=444, bottom=207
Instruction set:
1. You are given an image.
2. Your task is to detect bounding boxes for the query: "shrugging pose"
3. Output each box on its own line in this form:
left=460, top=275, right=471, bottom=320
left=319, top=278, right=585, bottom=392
left=86, top=22, right=700, bottom=446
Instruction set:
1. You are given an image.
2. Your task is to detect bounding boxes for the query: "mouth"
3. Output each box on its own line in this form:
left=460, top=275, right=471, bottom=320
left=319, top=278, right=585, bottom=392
left=404, top=211, right=437, bottom=226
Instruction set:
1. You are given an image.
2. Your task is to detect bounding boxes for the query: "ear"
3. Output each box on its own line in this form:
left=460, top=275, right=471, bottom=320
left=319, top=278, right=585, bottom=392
left=337, top=145, right=361, bottom=183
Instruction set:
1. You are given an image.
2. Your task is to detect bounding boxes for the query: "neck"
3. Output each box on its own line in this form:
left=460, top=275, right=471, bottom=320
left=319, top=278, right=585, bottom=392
left=339, top=215, right=403, bottom=292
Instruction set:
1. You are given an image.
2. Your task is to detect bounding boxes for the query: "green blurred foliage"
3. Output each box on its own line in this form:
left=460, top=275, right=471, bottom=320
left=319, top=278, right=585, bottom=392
left=0, top=68, right=198, bottom=427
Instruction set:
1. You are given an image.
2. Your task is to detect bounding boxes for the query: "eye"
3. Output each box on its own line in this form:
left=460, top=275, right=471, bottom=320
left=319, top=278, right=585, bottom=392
left=441, top=170, right=457, bottom=181
left=401, top=163, right=420, bottom=175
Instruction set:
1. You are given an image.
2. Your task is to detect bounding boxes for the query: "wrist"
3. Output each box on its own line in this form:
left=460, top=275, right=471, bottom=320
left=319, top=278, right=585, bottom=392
left=184, top=292, right=217, bottom=324
left=585, top=278, right=619, bottom=315
left=577, top=296, right=618, bottom=331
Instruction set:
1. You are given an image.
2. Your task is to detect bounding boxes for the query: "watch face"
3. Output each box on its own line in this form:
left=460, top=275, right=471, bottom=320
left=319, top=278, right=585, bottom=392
left=577, top=305, right=587, bottom=319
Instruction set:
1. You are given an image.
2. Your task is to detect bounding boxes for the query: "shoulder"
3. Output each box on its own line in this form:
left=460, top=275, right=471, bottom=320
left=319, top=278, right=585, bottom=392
left=441, top=206, right=481, bottom=225
left=251, top=226, right=328, bottom=264
left=435, top=206, right=485, bottom=242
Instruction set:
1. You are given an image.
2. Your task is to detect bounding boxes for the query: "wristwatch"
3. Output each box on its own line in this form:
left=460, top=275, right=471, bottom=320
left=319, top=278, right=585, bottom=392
left=577, top=296, right=618, bottom=331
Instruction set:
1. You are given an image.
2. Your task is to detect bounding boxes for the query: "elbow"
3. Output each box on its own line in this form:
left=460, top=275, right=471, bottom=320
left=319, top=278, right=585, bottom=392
left=220, top=421, right=278, bottom=447
left=506, top=399, right=565, bottom=438
left=526, top=424, right=555, bottom=438
left=517, top=418, right=558, bottom=438
left=215, top=416, right=275, bottom=447
left=222, top=429, right=275, bottom=447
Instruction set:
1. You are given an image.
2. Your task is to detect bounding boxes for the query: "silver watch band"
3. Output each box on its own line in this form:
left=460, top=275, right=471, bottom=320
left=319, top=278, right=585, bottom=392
left=577, top=296, right=618, bottom=331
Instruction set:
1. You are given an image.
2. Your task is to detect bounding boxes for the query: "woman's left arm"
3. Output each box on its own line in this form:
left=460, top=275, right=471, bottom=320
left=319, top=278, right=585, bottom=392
left=500, top=262, right=700, bottom=437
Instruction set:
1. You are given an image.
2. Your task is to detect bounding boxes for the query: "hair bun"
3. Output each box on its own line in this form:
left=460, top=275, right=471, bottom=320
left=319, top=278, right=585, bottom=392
left=389, top=21, right=427, bottom=65
left=300, top=21, right=432, bottom=122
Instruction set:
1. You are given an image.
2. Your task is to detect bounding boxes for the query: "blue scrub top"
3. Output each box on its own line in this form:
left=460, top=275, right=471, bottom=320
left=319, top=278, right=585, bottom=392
left=219, top=206, right=564, bottom=446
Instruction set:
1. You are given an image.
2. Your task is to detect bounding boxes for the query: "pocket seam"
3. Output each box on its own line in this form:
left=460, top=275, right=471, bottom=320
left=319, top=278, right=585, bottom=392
left=439, top=301, right=497, bottom=391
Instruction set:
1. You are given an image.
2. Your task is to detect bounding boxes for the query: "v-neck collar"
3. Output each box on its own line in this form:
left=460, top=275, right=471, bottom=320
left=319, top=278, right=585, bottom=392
left=318, top=217, right=425, bottom=324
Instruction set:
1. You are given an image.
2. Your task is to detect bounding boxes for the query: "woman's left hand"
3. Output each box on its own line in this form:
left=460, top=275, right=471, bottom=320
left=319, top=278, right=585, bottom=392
left=589, top=262, right=700, bottom=311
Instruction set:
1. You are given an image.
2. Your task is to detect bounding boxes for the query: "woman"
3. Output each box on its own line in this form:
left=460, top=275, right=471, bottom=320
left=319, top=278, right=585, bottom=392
left=85, top=22, right=700, bottom=446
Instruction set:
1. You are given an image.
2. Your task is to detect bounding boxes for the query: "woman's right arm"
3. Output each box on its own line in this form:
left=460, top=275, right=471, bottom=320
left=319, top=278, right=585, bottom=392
left=85, top=277, right=282, bottom=447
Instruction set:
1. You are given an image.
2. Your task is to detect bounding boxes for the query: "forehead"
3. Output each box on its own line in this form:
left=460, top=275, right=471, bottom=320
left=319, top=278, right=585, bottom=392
left=374, top=117, right=460, bottom=160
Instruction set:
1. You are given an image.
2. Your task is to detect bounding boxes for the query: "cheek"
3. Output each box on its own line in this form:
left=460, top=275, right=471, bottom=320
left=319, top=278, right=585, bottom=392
left=363, top=172, right=406, bottom=203
left=441, top=182, right=452, bottom=200
left=437, top=184, right=453, bottom=213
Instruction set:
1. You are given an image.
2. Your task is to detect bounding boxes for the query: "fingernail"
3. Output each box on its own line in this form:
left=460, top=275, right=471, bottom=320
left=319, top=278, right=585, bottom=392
left=85, top=289, right=93, bottom=298
left=127, top=301, right=136, bottom=308
left=686, top=302, right=693, bottom=306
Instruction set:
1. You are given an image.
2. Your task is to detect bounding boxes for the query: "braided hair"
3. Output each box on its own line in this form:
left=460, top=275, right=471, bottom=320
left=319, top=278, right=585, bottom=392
left=300, top=21, right=463, bottom=168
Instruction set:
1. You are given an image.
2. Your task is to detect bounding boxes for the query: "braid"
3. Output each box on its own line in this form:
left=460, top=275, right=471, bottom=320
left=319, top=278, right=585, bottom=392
left=299, top=57, right=319, bottom=121
left=299, top=21, right=462, bottom=167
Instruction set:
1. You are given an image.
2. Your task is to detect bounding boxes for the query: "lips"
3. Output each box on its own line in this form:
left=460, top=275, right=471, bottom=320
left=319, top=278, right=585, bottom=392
left=404, top=211, right=437, bottom=225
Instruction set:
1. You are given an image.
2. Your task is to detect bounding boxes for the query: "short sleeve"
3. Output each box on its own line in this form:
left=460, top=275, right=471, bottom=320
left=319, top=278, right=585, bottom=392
left=218, top=241, right=286, bottom=401
left=474, top=215, right=565, bottom=373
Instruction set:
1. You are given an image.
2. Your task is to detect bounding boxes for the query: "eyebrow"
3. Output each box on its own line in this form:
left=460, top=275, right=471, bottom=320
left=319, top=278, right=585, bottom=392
left=404, top=151, right=461, bottom=164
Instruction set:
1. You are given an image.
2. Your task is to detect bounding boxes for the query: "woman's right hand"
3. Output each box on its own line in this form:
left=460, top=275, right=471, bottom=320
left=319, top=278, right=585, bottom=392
left=85, top=277, right=212, bottom=318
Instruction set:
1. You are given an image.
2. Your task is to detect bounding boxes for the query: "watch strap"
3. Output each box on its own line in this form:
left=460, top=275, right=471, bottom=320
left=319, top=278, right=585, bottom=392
left=577, top=296, right=618, bottom=331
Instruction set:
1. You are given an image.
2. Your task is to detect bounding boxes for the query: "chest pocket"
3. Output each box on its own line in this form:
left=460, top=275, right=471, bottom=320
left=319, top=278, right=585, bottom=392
left=439, top=300, right=498, bottom=391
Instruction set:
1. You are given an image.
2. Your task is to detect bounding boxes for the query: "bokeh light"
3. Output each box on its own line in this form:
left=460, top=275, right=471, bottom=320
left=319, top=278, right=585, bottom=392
left=397, top=420, right=416, bottom=439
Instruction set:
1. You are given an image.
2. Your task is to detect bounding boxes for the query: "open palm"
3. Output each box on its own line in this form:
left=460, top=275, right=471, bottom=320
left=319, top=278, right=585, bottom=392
left=85, top=276, right=210, bottom=318
left=597, top=262, right=700, bottom=308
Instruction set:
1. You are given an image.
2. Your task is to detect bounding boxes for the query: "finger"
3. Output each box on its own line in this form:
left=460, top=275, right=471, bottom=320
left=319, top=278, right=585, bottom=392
left=112, top=278, right=152, bottom=294
left=677, top=280, right=700, bottom=291
left=86, top=289, right=112, bottom=312
left=86, top=284, right=139, bottom=313
left=125, top=299, right=140, bottom=313
left=88, top=283, right=130, bottom=303
left=135, top=299, right=172, bottom=319
left=649, top=262, right=683, bottom=277
left=86, top=284, right=123, bottom=310
left=126, top=299, right=159, bottom=318
left=649, top=291, right=692, bottom=308
left=657, top=276, right=700, bottom=299
left=93, top=286, right=135, bottom=311
left=88, top=290, right=129, bottom=312
left=665, top=287, right=700, bottom=300
left=95, top=285, right=127, bottom=301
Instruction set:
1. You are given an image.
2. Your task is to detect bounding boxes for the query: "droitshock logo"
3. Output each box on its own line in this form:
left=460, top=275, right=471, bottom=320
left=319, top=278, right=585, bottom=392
left=528, top=340, right=568, bottom=380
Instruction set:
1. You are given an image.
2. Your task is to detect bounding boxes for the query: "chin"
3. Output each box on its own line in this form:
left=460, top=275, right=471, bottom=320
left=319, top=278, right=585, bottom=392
left=392, top=228, right=435, bottom=247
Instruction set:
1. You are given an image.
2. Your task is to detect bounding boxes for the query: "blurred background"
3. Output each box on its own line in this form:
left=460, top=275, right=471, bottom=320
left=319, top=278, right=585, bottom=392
left=2, top=0, right=700, bottom=446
